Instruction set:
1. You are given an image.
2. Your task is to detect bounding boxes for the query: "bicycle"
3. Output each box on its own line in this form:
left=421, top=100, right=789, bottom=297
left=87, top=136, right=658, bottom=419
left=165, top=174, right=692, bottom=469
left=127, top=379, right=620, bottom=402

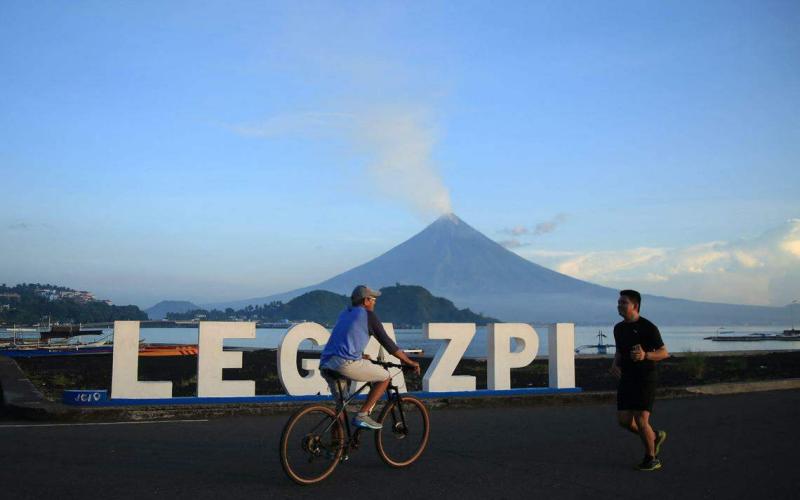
left=279, top=359, right=430, bottom=485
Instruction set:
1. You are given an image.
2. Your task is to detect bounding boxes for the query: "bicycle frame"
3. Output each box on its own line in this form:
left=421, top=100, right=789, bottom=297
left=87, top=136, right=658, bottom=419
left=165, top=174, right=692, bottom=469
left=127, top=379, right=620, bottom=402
left=322, top=367, right=408, bottom=450
left=280, top=361, right=428, bottom=484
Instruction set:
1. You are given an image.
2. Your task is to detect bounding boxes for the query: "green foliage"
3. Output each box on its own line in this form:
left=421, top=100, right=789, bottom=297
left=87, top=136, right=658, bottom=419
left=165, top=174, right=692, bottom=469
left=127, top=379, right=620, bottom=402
left=681, top=350, right=707, bottom=380
left=167, top=284, right=499, bottom=326
left=726, top=356, right=748, bottom=372
left=0, top=283, right=148, bottom=325
left=281, top=290, right=349, bottom=324
left=376, top=284, right=499, bottom=327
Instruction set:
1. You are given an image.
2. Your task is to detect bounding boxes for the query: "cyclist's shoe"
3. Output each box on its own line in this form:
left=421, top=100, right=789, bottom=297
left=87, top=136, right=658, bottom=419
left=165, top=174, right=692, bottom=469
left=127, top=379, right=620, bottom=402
left=636, top=456, right=662, bottom=471
left=654, top=430, right=667, bottom=456
left=352, top=414, right=382, bottom=430
left=323, top=448, right=349, bottom=461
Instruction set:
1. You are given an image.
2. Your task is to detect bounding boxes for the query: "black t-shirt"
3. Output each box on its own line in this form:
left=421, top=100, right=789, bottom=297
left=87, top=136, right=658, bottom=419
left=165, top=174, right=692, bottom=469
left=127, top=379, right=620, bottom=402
left=613, top=316, right=664, bottom=378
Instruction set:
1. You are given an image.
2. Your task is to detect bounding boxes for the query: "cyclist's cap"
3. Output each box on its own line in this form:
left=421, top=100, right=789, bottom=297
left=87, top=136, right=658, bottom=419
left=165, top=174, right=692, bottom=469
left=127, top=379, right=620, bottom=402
left=351, top=285, right=381, bottom=301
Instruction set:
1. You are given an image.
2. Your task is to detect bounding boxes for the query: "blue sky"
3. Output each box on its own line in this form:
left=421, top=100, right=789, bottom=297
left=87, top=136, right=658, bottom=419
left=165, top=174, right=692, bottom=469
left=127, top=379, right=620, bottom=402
left=1, top=1, right=798, bottom=308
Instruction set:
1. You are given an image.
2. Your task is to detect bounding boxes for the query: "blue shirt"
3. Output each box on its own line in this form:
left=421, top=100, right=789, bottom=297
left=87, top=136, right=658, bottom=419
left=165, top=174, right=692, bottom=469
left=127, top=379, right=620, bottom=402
left=320, top=306, right=400, bottom=366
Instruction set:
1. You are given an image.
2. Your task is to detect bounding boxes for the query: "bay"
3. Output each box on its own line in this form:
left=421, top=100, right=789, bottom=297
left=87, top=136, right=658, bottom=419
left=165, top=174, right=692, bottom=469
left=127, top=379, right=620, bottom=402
left=80, top=324, right=800, bottom=359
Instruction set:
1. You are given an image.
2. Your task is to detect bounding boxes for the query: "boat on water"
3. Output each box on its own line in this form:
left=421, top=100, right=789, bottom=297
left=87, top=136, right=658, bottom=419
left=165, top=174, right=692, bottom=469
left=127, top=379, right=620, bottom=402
left=704, top=331, right=800, bottom=342
left=1, top=341, right=200, bottom=358
left=575, top=330, right=615, bottom=354
left=0, top=325, right=199, bottom=358
left=139, top=344, right=199, bottom=357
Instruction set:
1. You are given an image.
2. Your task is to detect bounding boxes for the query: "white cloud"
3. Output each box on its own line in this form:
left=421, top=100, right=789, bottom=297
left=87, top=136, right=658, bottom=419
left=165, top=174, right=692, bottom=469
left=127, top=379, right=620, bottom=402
left=229, top=112, right=351, bottom=138
left=352, top=106, right=452, bottom=217
left=499, top=239, right=528, bottom=249
left=229, top=106, right=452, bottom=219
left=519, top=219, right=800, bottom=306
left=500, top=213, right=569, bottom=239
left=534, top=213, right=568, bottom=236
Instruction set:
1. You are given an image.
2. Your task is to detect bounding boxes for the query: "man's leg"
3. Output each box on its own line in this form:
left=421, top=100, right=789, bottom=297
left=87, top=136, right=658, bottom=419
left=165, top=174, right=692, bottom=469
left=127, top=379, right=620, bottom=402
left=338, top=359, right=391, bottom=430
left=361, top=377, right=390, bottom=414
left=633, top=410, right=656, bottom=457
left=617, top=411, right=639, bottom=435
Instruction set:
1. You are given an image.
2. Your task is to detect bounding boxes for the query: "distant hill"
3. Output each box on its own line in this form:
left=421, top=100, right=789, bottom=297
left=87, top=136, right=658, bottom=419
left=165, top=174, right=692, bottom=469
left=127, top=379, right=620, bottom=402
left=0, top=283, right=147, bottom=325
left=208, top=214, right=787, bottom=325
left=145, top=300, right=201, bottom=320
left=376, top=284, right=498, bottom=327
left=170, top=285, right=497, bottom=327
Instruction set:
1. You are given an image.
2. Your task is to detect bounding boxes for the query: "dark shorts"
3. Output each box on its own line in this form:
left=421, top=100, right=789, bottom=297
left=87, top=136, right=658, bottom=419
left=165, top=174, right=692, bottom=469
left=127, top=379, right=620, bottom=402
left=617, top=375, right=657, bottom=412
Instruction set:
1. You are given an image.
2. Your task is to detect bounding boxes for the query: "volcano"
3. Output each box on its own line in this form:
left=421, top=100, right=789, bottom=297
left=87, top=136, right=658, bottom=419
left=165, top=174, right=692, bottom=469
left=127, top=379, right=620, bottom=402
left=211, top=214, right=784, bottom=325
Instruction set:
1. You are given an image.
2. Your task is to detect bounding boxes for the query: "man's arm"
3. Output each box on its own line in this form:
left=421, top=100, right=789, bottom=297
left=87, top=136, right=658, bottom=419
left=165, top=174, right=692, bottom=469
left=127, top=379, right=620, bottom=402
left=367, top=311, right=421, bottom=374
left=609, top=351, right=621, bottom=379
left=392, top=348, right=421, bottom=375
left=632, top=322, right=668, bottom=362
left=630, top=345, right=668, bottom=362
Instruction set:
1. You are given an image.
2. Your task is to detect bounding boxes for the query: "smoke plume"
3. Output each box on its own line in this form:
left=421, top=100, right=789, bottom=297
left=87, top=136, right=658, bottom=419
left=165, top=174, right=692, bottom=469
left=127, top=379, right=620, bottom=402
left=350, top=106, right=452, bottom=217
left=232, top=106, right=452, bottom=218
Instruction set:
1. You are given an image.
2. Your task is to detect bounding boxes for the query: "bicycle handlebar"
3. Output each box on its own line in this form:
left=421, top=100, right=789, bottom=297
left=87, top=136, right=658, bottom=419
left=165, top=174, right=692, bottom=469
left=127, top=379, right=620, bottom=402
left=369, top=359, right=406, bottom=370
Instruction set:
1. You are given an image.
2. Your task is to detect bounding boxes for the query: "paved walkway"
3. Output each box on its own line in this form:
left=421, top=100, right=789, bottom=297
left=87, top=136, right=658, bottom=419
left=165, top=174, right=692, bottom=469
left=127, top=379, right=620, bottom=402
left=1, top=389, right=797, bottom=499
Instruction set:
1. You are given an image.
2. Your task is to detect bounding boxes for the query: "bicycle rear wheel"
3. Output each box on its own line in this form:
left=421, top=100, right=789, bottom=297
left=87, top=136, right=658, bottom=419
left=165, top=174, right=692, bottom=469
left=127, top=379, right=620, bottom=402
left=374, top=395, right=430, bottom=467
left=279, top=404, right=344, bottom=485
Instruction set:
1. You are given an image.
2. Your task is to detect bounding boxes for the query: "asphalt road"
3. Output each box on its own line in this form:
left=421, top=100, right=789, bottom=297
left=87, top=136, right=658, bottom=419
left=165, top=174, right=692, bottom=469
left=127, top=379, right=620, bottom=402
left=2, top=390, right=798, bottom=499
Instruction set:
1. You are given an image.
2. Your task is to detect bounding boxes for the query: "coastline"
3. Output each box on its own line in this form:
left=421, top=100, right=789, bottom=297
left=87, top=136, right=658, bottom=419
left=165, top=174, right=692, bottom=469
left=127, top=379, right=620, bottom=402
left=10, top=348, right=800, bottom=401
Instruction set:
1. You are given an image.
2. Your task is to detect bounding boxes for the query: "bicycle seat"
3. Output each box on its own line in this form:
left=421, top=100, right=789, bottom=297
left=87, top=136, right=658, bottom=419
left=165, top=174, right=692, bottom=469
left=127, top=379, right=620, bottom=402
left=320, top=368, right=348, bottom=381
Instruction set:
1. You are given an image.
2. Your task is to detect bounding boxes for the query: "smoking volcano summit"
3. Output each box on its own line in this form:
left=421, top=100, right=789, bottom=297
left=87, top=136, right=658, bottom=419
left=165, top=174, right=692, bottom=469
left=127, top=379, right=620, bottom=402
left=211, top=214, right=784, bottom=325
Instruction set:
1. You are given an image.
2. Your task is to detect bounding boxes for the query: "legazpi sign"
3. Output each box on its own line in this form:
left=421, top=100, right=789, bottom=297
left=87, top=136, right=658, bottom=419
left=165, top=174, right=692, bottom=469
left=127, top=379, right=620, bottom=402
left=109, top=320, right=576, bottom=399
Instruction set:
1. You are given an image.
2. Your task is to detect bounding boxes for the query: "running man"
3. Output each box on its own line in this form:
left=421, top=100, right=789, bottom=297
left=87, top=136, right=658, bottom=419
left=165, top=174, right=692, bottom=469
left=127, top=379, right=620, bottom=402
left=320, top=285, right=421, bottom=430
left=610, top=289, right=669, bottom=470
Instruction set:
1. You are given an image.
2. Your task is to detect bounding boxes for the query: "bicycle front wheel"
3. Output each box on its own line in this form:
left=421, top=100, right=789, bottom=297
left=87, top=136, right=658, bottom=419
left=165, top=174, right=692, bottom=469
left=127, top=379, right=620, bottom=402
left=374, top=395, right=430, bottom=467
left=279, top=404, right=344, bottom=485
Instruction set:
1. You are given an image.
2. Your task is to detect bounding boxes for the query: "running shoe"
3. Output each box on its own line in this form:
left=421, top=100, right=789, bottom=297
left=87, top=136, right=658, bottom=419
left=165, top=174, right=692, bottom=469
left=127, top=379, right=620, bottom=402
left=655, top=430, right=667, bottom=456
left=352, top=414, right=382, bottom=430
left=637, top=456, right=662, bottom=471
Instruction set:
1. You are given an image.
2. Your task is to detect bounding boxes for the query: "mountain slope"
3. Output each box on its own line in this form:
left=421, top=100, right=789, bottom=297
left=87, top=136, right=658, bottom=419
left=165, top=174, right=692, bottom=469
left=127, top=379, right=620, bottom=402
left=145, top=300, right=200, bottom=320
left=315, top=214, right=610, bottom=296
left=209, top=214, right=785, bottom=325
left=178, top=285, right=496, bottom=326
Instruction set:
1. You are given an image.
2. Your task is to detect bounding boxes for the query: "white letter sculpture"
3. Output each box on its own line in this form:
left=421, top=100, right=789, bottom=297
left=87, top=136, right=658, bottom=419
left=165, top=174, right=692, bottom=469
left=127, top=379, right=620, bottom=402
left=548, top=323, right=575, bottom=388
left=362, top=323, right=407, bottom=393
left=422, top=323, right=476, bottom=392
left=197, top=322, right=256, bottom=397
left=111, top=321, right=172, bottom=399
left=277, top=322, right=330, bottom=396
left=487, top=323, right=539, bottom=390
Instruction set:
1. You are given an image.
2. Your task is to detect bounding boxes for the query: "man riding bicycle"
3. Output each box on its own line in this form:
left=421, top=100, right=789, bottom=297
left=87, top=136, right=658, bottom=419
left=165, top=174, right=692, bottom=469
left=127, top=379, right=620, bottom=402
left=320, top=285, right=421, bottom=430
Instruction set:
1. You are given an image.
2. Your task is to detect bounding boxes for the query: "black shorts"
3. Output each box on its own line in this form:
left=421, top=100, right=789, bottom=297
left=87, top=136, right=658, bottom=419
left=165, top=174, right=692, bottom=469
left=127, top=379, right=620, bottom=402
left=617, top=375, right=657, bottom=412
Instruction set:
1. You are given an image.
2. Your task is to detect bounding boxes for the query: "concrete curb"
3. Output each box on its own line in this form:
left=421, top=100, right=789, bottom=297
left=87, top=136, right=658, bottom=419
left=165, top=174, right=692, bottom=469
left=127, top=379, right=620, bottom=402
left=3, top=355, right=800, bottom=422
left=0, top=355, right=70, bottom=420
left=684, top=378, right=800, bottom=395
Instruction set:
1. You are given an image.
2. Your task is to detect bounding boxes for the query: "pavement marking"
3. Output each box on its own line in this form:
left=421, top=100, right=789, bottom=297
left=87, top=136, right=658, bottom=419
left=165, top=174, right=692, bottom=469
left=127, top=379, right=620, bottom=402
left=0, top=419, right=209, bottom=429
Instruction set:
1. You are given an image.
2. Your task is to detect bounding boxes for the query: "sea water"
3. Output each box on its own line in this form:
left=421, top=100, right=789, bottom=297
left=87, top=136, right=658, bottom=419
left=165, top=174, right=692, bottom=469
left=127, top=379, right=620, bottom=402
left=90, top=324, right=800, bottom=359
